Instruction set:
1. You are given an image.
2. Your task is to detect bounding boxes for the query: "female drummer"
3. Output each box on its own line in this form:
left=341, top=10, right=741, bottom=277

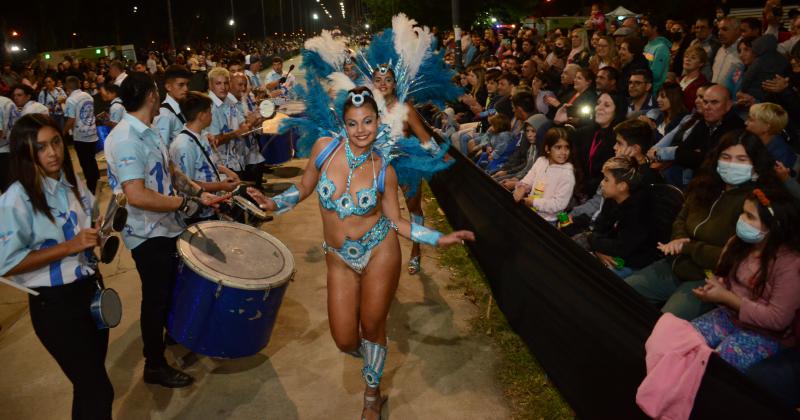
left=247, top=87, right=474, bottom=420
left=0, top=114, right=113, bottom=419
left=372, top=65, right=440, bottom=275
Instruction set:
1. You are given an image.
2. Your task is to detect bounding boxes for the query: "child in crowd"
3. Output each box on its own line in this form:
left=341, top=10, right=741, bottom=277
left=512, top=127, right=576, bottom=224
left=473, top=112, right=514, bottom=167
left=568, top=118, right=661, bottom=233
left=587, top=156, right=660, bottom=278
left=497, top=118, right=540, bottom=187
left=744, top=102, right=796, bottom=170
left=169, top=91, right=239, bottom=224
left=691, top=188, right=800, bottom=372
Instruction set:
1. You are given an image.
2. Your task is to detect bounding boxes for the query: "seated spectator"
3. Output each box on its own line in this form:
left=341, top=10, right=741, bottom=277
left=596, top=66, right=620, bottom=95
left=568, top=118, right=663, bottom=236
left=571, top=93, right=628, bottom=199
left=691, top=188, right=800, bottom=372
left=619, top=38, right=652, bottom=97
left=495, top=115, right=548, bottom=186
left=553, top=68, right=598, bottom=128
left=679, top=46, right=710, bottom=109
left=589, top=35, right=621, bottom=74
left=674, top=84, right=744, bottom=174
left=777, top=15, right=800, bottom=56
left=645, top=82, right=690, bottom=138
left=587, top=155, right=660, bottom=278
left=626, top=69, right=660, bottom=120
left=668, top=21, right=693, bottom=80
left=512, top=127, right=577, bottom=224
left=648, top=84, right=711, bottom=187
left=739, top=17, right=763, bottom=40
left=471, top=112, right=513, bottom=162
left=625, top=130, right=780, bottom=320
left=736, top=35, right=791, bottom=109
left=745, top=102, right=796, bottom=169
left=568, top=29, right=591, bottom=68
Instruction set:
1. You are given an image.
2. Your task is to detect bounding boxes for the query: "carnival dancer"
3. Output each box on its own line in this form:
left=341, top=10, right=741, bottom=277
left=105, top=72, right=217, bottom=388
left=0, top=114, right=113, bottom=419
left=293, top=15, right=463, bottom=275
left=247, top=87, right=474, bottom=419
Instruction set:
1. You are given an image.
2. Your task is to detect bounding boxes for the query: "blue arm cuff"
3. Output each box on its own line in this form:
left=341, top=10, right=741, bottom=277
left=273, top=185, right=300, bottom=215
left=411, top=223, right=442, bottom=247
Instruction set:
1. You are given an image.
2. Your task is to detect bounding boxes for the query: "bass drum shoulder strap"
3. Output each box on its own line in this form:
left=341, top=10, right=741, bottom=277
left=161, top=102, right=186, bottom=124
left=180, top=129, right=221, bottom=181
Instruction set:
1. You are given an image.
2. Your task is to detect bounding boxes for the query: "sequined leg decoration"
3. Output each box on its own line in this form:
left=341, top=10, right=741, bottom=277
left=361, top=338, right=388, bottom=389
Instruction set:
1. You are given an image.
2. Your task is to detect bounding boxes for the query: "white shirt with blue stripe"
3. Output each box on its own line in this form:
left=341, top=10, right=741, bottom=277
left=154, top=94, right=184, bottom=146
left=208, top=91, right=247, bottom=172
left=4, top=100, right=49, bottom=152
left=64, top=90, right=98, bottom=143
left=245, top=69, right=262, bottom=90
left=0, top=174, right=97, bottom=288
left=238, top=93, right=265, bottom=165
left=169, top=126, right=220, bottom=219
left=108, top=98, right=125, bottom=124
left=105, top=113, right=184, bottom=250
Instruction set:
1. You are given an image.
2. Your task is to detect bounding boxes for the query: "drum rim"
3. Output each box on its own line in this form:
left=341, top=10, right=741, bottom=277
left=177, top=221, right=295, bottom=290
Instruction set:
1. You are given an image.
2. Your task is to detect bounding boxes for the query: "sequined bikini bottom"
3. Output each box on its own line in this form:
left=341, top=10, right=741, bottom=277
left=322, top=216, right=396, bottom=274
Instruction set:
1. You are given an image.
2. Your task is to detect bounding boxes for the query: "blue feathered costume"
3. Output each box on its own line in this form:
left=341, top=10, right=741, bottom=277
left=281, top=14, right=462, bottom=197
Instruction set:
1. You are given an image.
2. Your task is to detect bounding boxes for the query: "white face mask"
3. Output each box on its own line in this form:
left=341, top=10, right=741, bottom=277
left=717, top=160, right=754, bottom=185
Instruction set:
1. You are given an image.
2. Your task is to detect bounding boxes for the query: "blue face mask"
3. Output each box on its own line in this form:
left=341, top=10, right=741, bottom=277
left=736, top=216, right=766, bottom=244
left=717, top=160, right=753, bottom=186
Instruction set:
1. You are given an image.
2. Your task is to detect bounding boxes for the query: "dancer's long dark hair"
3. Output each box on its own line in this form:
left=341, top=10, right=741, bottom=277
left=9, top=114, right=81, bottom=222
left=715, top=188, right=800, bottom=300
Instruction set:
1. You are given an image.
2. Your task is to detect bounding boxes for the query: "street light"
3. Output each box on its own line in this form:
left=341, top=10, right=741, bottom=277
left=229, top=18, right=235, bottom=26
left=10, top=45, right=21, bottom=52
left=11, top=30, right=19, bottom=37
left=365, top=23, right=370, bottom=29
left=312, top=13, right=319, bottom=20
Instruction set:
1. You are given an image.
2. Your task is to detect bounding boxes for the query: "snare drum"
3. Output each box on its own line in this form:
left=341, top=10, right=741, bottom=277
left=167, top=221, right=294, bottom=358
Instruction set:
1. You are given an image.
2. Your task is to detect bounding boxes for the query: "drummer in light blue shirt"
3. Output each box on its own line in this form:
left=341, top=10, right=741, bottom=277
left=154, top=65, right=192, bottom=146
left=244, top=54, right=265, bottom=97
left=0, top=113, right=113, bottom=419
left=105, top=73, right=216, bottom=388
left=99, top=82, right=125, bottom=127
left=169, top=91, right=239, bottom=223
left=207, top=67, right=251, bottom=173
left=38, top=76, right=67, bottom=123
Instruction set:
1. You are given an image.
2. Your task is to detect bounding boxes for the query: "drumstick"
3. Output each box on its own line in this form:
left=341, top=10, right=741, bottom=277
left=207, top=192, right=234, bottom=206
left=0, top=277, right=40, bottom=296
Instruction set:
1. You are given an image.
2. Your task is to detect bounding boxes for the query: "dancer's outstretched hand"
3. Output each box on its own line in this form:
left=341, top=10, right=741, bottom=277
left=247, top=187, right=277, bottom=211
left=437, top=230, right=476, bottom=247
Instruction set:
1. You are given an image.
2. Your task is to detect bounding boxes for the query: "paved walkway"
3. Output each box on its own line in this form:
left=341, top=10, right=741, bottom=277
left=0, top=159, right=509, bottom=419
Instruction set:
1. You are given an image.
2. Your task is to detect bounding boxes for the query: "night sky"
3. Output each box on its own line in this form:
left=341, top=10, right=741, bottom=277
left=2, top=0, right=769, bottom=56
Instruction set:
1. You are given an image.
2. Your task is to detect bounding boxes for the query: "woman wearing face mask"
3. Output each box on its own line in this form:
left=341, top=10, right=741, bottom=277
left=626, top=130, right=780, bottom=320
left=691, top=188, right=800, bottom=372
left=247, top=88, right=474, bottom=420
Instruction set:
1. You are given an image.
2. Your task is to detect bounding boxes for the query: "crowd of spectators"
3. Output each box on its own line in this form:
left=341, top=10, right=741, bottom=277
left=426, top=2, right=800, bottom=409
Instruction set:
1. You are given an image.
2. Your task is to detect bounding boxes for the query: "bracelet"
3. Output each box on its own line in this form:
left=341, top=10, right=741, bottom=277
left=410, top=223, right=443, bottom=247
left=178, top=196, right=188, bottom=212
left=272, top=185, right=301, bottom=215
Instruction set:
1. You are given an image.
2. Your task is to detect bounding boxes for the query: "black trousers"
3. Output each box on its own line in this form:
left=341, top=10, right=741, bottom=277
left=130, top=236, right=179, bottom=369
left=0, top=152, right=10, bottom=192
left=29, top=277, right=113, bottom=420
left=73, top=141, right=99, bottom=194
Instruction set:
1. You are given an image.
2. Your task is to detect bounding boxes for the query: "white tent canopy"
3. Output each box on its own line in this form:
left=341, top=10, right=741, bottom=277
left=605, top=6, right=638, bottom=18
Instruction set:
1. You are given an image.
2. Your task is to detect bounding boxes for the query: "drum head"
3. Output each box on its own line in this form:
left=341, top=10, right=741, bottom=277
left=178, top=221, right=295, bottom=290
left=99, top=288, right=122, bottom=328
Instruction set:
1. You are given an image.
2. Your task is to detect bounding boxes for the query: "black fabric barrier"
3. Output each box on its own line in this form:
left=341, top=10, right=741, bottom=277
left=428, top=146, right=799, bottom=419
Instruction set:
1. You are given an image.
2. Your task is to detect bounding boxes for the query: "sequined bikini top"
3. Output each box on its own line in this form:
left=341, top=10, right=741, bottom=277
left=315, top=137, right=387, bottom=219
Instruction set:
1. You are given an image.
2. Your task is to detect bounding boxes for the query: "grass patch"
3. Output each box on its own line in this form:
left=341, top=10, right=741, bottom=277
left=423, top=187, right=574, bottom=420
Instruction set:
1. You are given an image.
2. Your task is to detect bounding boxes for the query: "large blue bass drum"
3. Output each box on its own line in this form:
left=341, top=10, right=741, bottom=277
left=167, top=221, right=295, bottom=358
